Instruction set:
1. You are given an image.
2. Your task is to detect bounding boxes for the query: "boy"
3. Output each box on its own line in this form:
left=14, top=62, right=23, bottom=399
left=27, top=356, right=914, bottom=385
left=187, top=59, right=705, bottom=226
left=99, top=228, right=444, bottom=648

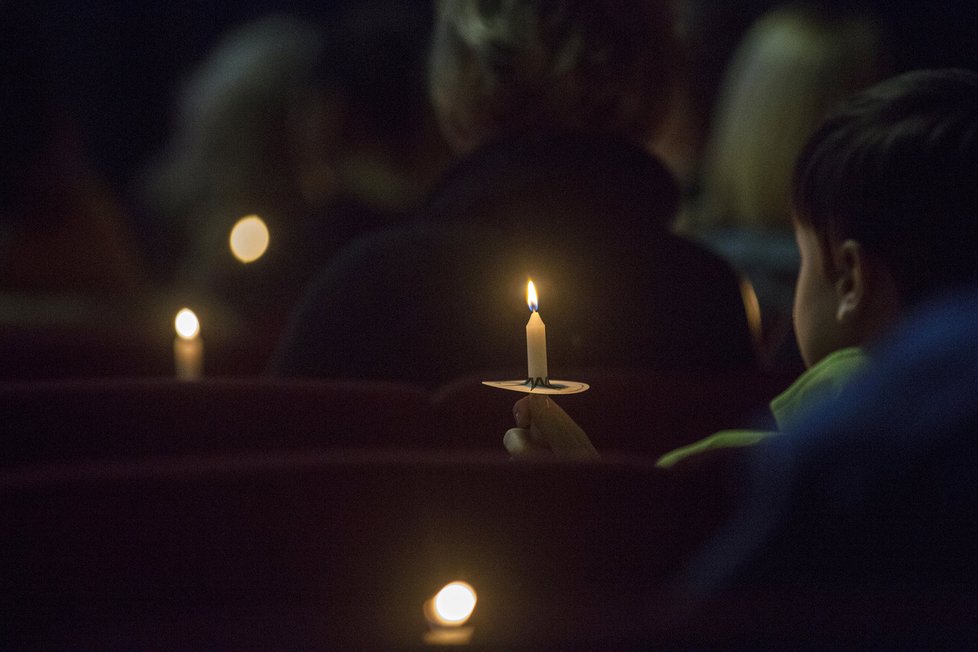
left=505, top=68, right=978, bottom=461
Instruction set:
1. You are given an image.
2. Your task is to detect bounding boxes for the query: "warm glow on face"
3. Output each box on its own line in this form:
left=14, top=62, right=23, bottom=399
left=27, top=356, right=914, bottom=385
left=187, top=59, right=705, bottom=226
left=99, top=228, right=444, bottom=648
left=229, top=215, right=270, bottom=263
left=432, top=581, right=477, bottom=626
left=174, top=308, right=200, bottom=340
left=527, top=280, right=539, bottom=312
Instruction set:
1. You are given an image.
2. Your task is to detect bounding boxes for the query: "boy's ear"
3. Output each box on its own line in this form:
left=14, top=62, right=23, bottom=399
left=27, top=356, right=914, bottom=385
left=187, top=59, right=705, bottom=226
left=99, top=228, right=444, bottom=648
left=834, top=239, right=865, bottom=323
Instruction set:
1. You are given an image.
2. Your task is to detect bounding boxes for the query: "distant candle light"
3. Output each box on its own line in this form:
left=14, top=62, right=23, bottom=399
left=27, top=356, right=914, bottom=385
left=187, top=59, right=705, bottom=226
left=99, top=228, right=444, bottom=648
left=229, top=214, right=270, bottom=263
left=423, top=579, right=477, bottom=645
left=432, top=581, right=477, bottom=626
left=174, top=308, right=200, bottom=339
left=174, top=308, right=203, bottom=380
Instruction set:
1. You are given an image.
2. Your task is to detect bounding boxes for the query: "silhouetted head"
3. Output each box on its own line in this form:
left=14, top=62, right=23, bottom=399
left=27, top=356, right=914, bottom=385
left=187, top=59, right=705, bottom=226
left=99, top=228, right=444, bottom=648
left=428, top=0, right=680, bottom=154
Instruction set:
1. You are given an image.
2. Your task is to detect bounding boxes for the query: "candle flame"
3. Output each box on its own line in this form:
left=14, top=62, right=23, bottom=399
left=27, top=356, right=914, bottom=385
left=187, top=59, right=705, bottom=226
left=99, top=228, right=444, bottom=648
left=432, top=581, right=477, bottom=626
left=527, top=280, right=539, bottom=312
left=175, top=308, right=201, bottom=340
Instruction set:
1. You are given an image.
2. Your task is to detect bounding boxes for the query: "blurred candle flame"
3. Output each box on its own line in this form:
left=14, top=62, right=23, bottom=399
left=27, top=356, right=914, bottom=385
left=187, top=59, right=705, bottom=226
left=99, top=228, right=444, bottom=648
left=229, top=214, right=270, bottom=263
left=431, top=581, right=477, bottom=626
left=174, top=308, right=201, bottom=340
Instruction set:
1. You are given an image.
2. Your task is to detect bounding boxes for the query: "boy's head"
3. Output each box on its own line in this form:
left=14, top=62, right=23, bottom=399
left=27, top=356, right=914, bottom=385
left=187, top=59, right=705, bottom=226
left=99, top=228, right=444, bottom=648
left=789, top=68, right=978, bottom=367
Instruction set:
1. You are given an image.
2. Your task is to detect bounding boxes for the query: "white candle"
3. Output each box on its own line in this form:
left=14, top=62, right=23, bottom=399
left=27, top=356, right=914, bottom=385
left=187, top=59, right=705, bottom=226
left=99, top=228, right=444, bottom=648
left=173, top=308, right=203, bottom=380
left=525, top=281, right=548, bottom=381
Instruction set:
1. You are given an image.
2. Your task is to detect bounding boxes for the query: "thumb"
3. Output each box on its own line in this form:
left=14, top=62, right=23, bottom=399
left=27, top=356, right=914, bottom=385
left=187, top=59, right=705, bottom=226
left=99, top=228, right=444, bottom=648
left=503, top=427, right=551, bottom=457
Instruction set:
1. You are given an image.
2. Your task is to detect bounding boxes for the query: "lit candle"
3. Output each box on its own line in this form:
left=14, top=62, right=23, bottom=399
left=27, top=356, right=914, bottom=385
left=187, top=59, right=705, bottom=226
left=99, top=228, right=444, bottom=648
left=173, top=308, right=203, bottom=380
left=526, top=281, right=548, bottom=382
left=423, top=581, right=477, bottom=645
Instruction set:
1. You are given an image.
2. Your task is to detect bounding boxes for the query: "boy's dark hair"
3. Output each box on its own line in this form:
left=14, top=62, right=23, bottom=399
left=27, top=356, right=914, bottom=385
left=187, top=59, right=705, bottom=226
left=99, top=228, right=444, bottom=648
left=792, top=68, right=978, bottom=304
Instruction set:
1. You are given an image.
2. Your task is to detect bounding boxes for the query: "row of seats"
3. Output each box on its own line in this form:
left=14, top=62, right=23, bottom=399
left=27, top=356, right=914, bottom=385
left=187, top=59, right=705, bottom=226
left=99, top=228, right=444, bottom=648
left=3, top=451, right=716, bottom=649
left=1, top=370, right=789, bottom=648
left=11, top=364, right=973, bottom=647
left=1, top=369, right=790, bottom=465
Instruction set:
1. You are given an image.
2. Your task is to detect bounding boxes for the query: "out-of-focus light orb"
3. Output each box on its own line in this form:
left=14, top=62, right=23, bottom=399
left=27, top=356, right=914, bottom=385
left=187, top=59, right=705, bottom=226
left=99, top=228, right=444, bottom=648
left=174, top=308, right=200, bottom=339
left=229, top=214, right=270, bottom=263
left=432, top=581, right=477, bottom=626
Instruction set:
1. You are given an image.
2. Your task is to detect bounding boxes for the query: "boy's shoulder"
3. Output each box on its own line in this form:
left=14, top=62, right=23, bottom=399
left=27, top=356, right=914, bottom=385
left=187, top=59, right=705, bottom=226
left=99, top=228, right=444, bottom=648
left=770, top=346, right=870, bottom=431
left=656, top=347, right=871, bottom=470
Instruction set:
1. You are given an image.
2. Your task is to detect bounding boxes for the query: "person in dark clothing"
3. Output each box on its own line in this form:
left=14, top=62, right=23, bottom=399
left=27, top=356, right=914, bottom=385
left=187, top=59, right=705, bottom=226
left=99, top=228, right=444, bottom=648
left=269, top=0, right=758, bottom=385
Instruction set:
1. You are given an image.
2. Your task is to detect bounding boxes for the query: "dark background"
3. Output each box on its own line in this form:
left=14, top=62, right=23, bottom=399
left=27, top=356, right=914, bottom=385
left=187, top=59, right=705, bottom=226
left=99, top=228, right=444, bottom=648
left=4, top=0, right=975, bottom=245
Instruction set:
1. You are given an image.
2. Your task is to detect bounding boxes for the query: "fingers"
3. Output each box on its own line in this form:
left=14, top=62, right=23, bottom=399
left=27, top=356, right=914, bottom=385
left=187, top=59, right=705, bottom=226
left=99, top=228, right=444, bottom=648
left=508, top=394, right=599, bottom=460
left=527, top=394, right=599, bottom=459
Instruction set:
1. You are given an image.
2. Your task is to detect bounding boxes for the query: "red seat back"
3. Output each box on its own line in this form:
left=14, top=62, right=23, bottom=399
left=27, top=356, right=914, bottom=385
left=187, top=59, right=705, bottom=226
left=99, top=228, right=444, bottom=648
left=2, top=451, right=715, bottom=649
left=0, top=377, right=434, bottom=465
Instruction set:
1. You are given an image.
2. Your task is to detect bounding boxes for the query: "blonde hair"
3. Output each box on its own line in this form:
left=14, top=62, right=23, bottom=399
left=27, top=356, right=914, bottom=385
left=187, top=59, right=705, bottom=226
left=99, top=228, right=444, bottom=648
left=690, top=5, right=888, bottom=233
left=428, top=0, right=680, bottom=153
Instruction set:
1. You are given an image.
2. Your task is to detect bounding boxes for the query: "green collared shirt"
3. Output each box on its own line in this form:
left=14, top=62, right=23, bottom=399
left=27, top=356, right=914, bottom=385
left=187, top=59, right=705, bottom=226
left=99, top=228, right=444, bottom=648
left=656, top=347, right=870, bottom=468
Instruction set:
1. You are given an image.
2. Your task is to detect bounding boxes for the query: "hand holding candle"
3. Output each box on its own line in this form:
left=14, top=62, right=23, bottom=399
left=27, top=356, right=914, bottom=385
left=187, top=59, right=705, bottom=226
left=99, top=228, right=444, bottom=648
left=174, top=308, right=203, bottom=380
